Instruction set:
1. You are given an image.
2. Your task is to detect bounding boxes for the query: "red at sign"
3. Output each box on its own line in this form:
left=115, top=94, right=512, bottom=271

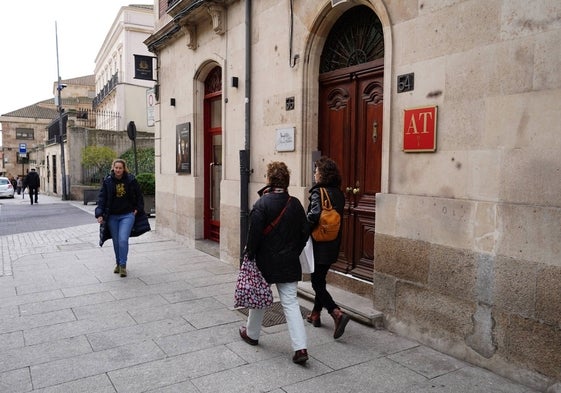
left=403, top=106, right=437, bottom=152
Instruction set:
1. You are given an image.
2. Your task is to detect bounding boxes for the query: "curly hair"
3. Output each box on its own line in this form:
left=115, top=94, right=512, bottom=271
left=267, top=161, right=290, bottom=188
left=315, top=156, right=341, bottom=187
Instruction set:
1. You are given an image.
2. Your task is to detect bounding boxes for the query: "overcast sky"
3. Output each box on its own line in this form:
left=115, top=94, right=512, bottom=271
left=0, top=0, right=153, bottom=116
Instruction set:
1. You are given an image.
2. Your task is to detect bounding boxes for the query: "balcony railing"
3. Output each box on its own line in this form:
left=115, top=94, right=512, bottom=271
left=93, top=73, right=119, bottom=108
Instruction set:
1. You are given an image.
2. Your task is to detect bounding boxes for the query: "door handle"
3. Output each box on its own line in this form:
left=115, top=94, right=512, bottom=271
left=209, top=163, right=215, bottom=211
left=372, top=120, right=378, bottom=143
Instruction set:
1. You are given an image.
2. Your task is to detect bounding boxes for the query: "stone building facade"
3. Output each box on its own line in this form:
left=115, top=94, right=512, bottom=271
left=94, top=4, right=156, bottom=132
left=146, top=1, right=561, bottom=390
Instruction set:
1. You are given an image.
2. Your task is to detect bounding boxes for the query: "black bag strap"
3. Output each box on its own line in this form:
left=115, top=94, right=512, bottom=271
left=263, top=196, right=292, bottom=235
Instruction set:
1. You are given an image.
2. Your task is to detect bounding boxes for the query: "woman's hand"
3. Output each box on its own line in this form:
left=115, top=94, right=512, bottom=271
left=97, top=216, right=104, bottom=224
left=133, top=209, right=138, bottom=216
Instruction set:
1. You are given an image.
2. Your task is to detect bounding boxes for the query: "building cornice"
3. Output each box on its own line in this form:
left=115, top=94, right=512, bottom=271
left=145, top=0, right=234, bottom=53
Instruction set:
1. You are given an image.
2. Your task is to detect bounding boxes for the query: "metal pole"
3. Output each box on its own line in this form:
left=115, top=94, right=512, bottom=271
left=133, top=138, right=138, bottom=175
left=55, top=22, right=68, bottom=200
left=239, top=0, right=252, bottom=263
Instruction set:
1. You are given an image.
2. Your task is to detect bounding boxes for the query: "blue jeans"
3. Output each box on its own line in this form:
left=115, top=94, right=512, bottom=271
left=246, top=282, right=307, bottom=351
left=107, top=212, right=135, bottom=266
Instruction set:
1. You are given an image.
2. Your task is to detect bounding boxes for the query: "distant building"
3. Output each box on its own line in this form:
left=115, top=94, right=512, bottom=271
left=0, top=75, right=94, bottom=194
left=0, top=4, right=155, bottom=198
left=0, top=101, right=57, bottom=180
left=93, top=4, right=155, bottom=132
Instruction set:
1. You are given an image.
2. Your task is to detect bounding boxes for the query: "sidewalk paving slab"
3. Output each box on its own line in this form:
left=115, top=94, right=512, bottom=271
left=0, top=197, right=546, bottom=392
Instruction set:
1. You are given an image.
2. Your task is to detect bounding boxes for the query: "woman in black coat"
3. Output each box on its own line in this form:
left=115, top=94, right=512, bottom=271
left=306, top=156, right=350, bottom=339
left=95, top=159, right=145, bottom=277
left=240, top=161, right=310, bottom=365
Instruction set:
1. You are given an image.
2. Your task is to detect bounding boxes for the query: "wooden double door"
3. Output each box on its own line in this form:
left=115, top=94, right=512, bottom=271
left=318, top=60, right=384, bottom=281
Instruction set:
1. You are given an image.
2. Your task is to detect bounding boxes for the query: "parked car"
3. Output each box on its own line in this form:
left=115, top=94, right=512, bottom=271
left=0, top=177, right=15, bottom=198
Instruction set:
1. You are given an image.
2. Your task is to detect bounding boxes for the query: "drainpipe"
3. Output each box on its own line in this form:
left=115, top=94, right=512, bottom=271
left=239, top=0, right=252, bottom=264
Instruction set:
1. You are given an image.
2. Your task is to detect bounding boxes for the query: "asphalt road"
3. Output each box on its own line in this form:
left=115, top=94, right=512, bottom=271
left=0, top=196, right=94, bottom=236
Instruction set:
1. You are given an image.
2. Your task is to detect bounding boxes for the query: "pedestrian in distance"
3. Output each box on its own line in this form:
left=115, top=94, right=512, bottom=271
left=16, top=176, right=23, bottom=195
left=306, top=156, right=350, bottom=339
left=239, top=161, right=310, bottom=365
left=95, top=159, right=145, bottom=278
left=25, top=168, right=40, bottom=205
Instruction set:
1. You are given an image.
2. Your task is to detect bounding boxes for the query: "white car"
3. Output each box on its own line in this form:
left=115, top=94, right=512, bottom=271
left=0, top=177, right=15, bottom=198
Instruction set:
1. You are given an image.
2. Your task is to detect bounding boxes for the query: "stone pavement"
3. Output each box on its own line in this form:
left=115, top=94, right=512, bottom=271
left=0, top=195, right=544, bottom=392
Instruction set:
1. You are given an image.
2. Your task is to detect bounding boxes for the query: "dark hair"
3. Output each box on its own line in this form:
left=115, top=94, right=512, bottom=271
left=315, top=156, right=341, bottom=187
left=267, top=161, right=290, bottom=188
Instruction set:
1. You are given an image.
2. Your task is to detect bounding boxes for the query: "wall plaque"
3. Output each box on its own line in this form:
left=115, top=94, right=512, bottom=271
left=403, top=106, right=437, bottom=152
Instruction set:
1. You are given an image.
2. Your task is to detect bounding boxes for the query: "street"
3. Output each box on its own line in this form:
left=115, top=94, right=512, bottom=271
left=0, top=195, right=94, bottom=236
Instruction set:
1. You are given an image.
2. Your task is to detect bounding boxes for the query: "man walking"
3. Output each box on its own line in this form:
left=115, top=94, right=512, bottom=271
left=25, top=168, right=40, bottom=205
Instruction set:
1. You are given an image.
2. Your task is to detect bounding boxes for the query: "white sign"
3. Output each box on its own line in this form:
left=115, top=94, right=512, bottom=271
left=146, top=88, right=156, bottom=127
left=275, top=127, right=295, bottom=152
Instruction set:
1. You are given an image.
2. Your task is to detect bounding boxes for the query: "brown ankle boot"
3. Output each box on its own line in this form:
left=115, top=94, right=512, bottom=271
left=306, top=311, right=322, bottom=327
left=330, top=308, right=350, bottom=339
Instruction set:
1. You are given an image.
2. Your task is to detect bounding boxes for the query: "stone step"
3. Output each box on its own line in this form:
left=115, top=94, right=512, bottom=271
left=297, top=281, right=384, bottom=328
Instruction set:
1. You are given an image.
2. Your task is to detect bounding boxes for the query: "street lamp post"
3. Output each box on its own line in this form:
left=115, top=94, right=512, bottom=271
left=55, top=22, right=68, bottom=200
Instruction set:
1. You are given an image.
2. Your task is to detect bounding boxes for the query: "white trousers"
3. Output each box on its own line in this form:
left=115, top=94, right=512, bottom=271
left=246, top=281, right=307, bottom=351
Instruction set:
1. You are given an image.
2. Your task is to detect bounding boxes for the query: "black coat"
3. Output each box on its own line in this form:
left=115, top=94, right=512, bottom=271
left=25, top=171, right=40, bottom=189
left=95, top=172, right=149, bottom=247
left=95, top=172, right=144, bottom=218
left=245, top=186, right=309, bottom=284
left=307, top=183, right=345, bottom=265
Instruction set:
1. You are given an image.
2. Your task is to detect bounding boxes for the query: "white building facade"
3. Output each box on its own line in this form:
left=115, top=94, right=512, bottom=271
left=146, top=1, right=561, bottom=390
left=94, top=4, right=156, bottom=132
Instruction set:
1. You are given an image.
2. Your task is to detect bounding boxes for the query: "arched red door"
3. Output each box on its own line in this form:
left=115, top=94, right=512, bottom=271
left=317, top=6, right=384, bottom=281
left=204, top=66, right=222, bottom=242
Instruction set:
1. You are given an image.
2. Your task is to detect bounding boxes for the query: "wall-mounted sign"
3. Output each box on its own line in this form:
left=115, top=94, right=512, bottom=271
left=176, top=122, right=191, bottom=173
left=134, top=54, right=156, bottom=81
left=397, top=73, right=414, bottom=93
left=403, top=106, right=437, bottom=152
left=276, top=127, right=295, bottom=152
left=146, top=88, right=155, bottom=127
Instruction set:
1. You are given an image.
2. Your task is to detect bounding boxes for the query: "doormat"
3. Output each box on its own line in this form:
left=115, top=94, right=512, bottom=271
left=237, top=302, right=310, bottom=327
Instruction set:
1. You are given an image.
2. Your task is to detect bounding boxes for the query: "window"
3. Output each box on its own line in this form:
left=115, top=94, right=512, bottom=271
left=16, top=128, right=34, bottom=139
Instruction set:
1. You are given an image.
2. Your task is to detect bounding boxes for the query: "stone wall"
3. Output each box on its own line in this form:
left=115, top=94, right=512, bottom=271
left=374, top=194, right=561, bottom=389
left=67, top=126, right=154, bottom=186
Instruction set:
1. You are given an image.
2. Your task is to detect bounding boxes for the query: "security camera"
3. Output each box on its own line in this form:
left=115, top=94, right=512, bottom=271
left=58, top=83, right=67, bottom=90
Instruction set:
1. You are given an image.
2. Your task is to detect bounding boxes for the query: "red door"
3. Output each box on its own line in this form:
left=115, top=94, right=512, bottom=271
left=318, top=61, right=384, bottom=281
left=204, top=67, right=222, bottom=242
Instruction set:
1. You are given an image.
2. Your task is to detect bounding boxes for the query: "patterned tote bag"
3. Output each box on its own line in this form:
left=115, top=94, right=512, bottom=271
left=234, top=254, right=273, bottom=309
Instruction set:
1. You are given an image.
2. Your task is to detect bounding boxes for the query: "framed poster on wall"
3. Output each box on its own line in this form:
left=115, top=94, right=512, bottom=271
left=176, top=122, right=191, bottom=173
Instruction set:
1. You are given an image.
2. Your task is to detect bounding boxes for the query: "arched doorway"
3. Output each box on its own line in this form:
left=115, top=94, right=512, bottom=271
left=318, top=5, right=384, bottom=281
left=203, top=66, right=222, bottom=242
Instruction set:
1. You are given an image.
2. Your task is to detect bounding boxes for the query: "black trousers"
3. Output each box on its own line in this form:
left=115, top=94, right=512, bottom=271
left=310, top=263, right=338, bottom=314
left=28, top=187, right=38, bottom=204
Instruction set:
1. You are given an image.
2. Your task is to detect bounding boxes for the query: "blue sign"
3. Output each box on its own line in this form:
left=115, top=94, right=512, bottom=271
left=19, top=143, right=27, bottom=153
